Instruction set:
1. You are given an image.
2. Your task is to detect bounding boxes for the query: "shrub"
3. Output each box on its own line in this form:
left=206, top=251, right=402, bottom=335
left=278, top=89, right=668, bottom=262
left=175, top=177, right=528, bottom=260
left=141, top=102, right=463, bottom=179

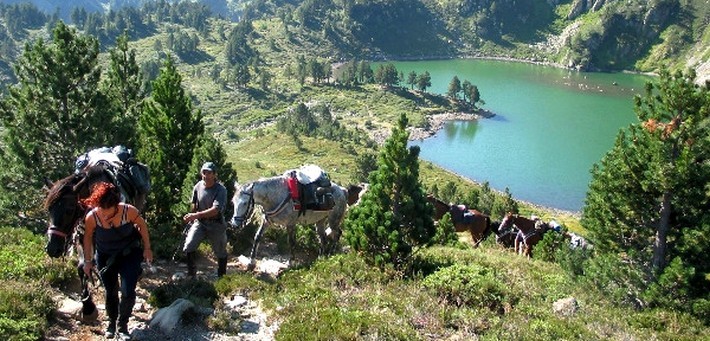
left=214, top=272, right=269, bottom=297
left=0, top=227, right=74, bottom=286
left=431, top=213, right=459, bottom=247
left=422, top=263, right=507, bottom=312
left=691, top=298, right=710, bottom=325
left=0, top=280, right=54, bottom=340
left=408, top=246, right=476, bottom=277
left=148, top=279, right=218, bottom=308
left=643, top=257, right=694, bottom=311
left=582, top=252, right=647, bottom=309
left=554, top=242, right=591, bottom=278
left=533, top=230, right=567, bottom=262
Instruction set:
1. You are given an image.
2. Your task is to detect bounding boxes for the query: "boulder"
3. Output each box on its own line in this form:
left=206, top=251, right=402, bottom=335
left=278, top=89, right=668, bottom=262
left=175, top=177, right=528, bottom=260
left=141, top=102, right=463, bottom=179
left=149, top=298, right=195, bottom=333
left=552, top=297, right=579, bottom=317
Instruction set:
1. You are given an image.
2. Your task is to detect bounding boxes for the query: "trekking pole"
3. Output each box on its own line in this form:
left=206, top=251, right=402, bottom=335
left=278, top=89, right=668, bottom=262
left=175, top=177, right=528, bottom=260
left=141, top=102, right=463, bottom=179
left=172, top=223, right=191, bottom=261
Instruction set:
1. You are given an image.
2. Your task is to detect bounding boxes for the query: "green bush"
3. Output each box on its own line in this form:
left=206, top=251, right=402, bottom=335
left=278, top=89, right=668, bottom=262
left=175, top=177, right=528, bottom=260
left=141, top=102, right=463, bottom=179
left=691, top=298, right=710, bottom=325
left=431, top=213, right=460, bottom=247
left=214, top=272, right=269, bottom=297
left=582, top=252, right=647, bottom=308
left=554, top=242, right=591, bottom=278
left=0, top=280, right=54, bottom=340
left=148, top=279, right=218, bottom=308
left=533, top=230, right=567, bottom=262
left=0, top=227, right=74, bottom=286
left=643, top=257, right=694, bottom=311
left=422, top=263, right=507, bottom=311
left=408, top=246, right=477, bottom=277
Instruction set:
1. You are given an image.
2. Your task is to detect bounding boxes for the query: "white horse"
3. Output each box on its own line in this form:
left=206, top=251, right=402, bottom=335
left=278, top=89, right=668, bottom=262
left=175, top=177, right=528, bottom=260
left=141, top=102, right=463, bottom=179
left=229, top=175, right=348, bottom=268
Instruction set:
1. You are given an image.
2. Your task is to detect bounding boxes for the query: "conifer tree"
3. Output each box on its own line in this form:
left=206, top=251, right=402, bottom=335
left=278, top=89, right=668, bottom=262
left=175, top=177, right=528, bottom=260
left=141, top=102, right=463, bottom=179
left=137, top=56, right=203, bottom=253
left=101, top=32, right=144, bottom=147
left=0, top=21, right=106, bottom=227
left=432, top=212, right=458, bottom=247
left=447, top=76, right=461, bottom=99
left=344, top=113, right=435, bottom=268
left=582, top=69, right=710, bottom=305
left=416, top=71, right=431, bottom=92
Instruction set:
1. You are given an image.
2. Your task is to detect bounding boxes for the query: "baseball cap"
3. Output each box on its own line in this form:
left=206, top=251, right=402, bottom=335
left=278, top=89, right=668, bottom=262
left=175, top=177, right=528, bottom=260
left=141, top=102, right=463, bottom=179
left=201, top=162, right=217, bottom=172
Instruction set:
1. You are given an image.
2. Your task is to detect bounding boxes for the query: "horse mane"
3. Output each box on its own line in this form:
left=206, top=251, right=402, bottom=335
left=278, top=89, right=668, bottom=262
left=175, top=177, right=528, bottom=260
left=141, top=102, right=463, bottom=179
left=43, top=165, right=111, bottom=210
left=43, top=173, right=80, bottom=210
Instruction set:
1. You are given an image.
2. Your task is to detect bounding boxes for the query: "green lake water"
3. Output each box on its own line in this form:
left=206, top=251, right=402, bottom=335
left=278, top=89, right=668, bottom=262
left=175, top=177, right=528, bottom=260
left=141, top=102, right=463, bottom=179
left=392, top=59, right=655, bottom=212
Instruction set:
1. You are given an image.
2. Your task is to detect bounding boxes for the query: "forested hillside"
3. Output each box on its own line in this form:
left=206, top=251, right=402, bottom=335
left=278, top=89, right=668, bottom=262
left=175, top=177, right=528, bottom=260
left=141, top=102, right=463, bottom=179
left=1, top=0, right=709, bottom=83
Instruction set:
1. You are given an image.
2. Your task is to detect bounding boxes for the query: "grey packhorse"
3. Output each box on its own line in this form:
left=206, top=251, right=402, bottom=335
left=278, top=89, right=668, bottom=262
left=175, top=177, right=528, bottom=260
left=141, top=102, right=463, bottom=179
left=229, top=175, right=348, bottom=269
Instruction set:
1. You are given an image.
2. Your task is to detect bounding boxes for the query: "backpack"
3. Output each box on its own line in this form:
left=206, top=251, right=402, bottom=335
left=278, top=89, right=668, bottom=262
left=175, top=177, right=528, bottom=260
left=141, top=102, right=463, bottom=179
left=126, top=159, right=151, bottom=194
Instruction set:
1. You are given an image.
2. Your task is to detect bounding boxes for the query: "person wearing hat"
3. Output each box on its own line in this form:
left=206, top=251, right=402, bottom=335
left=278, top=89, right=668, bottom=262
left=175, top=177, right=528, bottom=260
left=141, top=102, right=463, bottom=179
left=182, top=162, right=229, bottom=278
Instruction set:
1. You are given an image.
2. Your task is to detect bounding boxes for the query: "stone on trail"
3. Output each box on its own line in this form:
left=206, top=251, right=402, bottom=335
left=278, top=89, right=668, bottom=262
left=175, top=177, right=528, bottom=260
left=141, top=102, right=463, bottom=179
left=149, top=298, right=195, bottom=333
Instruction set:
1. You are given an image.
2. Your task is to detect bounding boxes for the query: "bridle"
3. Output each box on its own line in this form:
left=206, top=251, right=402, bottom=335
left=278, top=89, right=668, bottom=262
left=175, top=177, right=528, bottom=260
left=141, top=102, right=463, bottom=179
left=46, top=190, right=86, bottom=256
left=231, top=185, right=255, bottom=228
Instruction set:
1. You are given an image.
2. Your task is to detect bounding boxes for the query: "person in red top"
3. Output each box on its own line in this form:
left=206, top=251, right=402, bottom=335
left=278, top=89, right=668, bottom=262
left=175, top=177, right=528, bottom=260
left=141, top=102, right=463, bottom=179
left=82, top=182, right=152, bottom=340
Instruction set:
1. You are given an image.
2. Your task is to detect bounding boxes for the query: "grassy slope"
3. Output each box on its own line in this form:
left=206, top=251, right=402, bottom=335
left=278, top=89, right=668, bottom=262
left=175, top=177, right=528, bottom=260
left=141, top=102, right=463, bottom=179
left=216, top=246, right=709, bottom=340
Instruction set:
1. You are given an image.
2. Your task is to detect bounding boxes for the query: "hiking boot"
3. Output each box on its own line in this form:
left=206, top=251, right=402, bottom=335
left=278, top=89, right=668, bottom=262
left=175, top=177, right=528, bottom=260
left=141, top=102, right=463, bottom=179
left=118, top=322, right=130, bottom=340
left=186, top=252, right=196, bottom=279
left=105, top=320, right=116, bottom=338
left=217, top=257, right=227, bottom=278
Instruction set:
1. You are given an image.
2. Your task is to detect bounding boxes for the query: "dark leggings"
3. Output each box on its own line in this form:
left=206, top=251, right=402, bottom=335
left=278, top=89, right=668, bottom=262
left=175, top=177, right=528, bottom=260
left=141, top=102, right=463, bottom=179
left=96, top=247, right=143, bottom=325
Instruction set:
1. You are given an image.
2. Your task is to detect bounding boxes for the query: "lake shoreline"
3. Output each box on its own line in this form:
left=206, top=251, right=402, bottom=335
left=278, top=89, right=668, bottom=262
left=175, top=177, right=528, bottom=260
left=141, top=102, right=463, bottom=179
left=407, top=112, right=583, bottom=219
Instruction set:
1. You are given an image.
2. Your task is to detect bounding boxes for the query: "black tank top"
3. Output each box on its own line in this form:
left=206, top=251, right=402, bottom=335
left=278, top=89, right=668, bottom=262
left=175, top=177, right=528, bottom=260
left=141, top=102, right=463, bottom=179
left=92, top=205, right=139, bottom=255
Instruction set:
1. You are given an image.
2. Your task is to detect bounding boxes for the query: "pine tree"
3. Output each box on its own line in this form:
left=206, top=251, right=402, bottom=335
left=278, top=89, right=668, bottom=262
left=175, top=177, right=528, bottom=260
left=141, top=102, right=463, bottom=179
left=0, top=21, right=106, bottom=228
left=407, top=71, right=417, bottom=90
left=344, top=113, right=435, bottom=268
left=432, top=212, right=459, bottom=247
left=137, top=56, right=203, bottom=253
left=582, top=69, right=710, bottom=308
left=101, top=31, right=144, bottom=147
left=447, top=76, right=461, bottom=99
left=416, top=71, right=431, bottom=92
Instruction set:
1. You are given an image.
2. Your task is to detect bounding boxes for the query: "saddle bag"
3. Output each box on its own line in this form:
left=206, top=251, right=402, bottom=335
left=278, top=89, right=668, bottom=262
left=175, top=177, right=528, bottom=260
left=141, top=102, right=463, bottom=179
left=126, top=160, right=151, bottom=194
left=315, top=187, right=335, bottom=210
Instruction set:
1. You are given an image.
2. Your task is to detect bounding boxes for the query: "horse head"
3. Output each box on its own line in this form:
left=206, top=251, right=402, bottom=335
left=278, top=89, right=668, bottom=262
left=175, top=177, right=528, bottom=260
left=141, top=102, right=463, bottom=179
left=44, top=174, right=85, bottom=258
left=44, top=165, right=114, bottom=257
left=498, top=212, right=515, bottom=231
left=426, top=195, right=449, bottom=220
left=346, top=183, right=368, bottom=206
left=230, top=182, right=254, bottom=228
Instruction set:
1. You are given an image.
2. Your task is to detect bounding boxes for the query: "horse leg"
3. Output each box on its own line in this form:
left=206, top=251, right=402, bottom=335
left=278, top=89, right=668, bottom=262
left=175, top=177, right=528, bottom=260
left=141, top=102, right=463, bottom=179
left=287, top=225, right=297, bottom=263
left=315, top=222, right=328, bottom=255
left=249, top=221, right=269, bottom=270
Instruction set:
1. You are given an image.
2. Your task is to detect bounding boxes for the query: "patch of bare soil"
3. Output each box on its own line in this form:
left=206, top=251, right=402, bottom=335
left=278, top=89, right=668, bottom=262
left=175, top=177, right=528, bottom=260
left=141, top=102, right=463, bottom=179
left=46, top=250, right=283, bottom=341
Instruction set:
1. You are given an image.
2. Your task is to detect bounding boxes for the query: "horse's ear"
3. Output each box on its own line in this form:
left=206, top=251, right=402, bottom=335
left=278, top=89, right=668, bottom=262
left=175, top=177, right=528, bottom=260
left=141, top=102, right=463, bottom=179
left=43, top=177, right=54, bottom=189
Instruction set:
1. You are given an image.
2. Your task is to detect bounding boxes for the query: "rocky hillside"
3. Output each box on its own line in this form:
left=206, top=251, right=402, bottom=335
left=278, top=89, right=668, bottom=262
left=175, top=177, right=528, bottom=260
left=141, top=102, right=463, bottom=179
left=0, top=0, right=709, bottom=81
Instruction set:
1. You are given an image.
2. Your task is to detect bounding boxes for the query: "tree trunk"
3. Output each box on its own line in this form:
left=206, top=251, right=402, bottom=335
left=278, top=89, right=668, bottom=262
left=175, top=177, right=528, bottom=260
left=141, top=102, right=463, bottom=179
left=652, top=190, right=672, bottom=279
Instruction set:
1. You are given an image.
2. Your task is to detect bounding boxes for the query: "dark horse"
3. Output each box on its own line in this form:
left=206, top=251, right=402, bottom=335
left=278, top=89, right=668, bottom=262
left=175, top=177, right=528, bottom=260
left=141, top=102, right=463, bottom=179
left=426, top=195, right=491, bottom=247
left=44, top=164, right=147, bottom=321
left=498, top=212, right=549, bottom=257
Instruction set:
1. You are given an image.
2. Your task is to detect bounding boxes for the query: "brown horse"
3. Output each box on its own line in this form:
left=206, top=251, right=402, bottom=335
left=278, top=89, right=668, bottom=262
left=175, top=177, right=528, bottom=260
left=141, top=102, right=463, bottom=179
left=426, top=195, right=491, bottom=247
left=44, top=164, right=149, bottom=321
left=346, top=183, right=368, bottom=206
left=492, top=219, right=517, bottom=249
left=498, top=213, right=549, bottom=257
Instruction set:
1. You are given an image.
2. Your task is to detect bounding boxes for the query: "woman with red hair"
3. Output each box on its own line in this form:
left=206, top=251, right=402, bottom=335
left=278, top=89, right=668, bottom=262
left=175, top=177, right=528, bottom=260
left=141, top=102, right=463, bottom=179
left=82, top=181, right=152, bottom=339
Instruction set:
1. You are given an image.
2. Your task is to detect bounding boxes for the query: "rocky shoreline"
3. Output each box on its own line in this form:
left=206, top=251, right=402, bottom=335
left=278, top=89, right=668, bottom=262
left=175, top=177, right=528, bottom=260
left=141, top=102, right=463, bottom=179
left=407, top=109, right=494, bottom=141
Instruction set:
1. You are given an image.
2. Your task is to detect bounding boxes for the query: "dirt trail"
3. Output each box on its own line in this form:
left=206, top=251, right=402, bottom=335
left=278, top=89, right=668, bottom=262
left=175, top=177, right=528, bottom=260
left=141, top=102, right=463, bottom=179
left=47, top=254, right=280, bottom=341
